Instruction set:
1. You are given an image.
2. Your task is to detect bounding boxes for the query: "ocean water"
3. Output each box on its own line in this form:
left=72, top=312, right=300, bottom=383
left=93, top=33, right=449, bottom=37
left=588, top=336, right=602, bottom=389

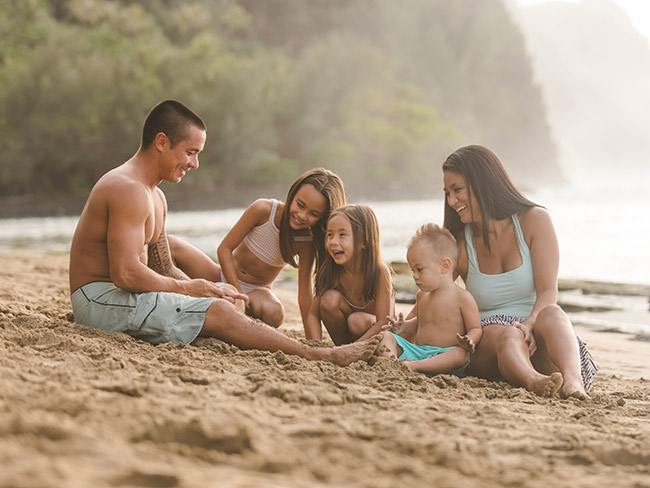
left=2, top=181, right=646, bottom=286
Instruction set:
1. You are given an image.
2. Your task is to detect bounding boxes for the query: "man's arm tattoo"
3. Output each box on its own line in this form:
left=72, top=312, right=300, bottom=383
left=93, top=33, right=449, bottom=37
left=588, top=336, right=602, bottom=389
left=148, top=232, right=188, bottom=280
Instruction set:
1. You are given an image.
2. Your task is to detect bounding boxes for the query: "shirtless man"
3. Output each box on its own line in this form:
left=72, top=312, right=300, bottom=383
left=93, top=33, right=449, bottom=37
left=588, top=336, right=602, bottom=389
left=69, top=100, right=380, bottom=365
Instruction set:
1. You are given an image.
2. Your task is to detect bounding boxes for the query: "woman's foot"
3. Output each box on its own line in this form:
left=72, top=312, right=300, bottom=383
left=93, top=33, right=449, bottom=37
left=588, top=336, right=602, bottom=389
left=561, top=378, right=589, bottom=400
left=529, top=372, right=563, bottom=397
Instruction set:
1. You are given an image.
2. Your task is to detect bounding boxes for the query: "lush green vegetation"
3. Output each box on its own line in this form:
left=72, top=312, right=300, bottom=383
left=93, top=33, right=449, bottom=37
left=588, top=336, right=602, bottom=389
left=0, top=0, right=559, bottom=211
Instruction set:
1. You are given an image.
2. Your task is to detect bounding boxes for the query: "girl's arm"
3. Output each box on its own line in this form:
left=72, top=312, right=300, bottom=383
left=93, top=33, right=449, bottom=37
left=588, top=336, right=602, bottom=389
left=356, top=263, right=394, bottom=342
left=216, top=199, right=270, bottom=293
left=303, top=295, right=323, bottom=340
left=520, top=207, right=560, bottom=328
left=295, top=239, right=316, bottom=328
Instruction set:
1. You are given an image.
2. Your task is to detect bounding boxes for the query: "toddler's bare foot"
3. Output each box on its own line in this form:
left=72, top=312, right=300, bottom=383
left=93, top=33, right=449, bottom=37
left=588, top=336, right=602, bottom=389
left=530, top=372, right=563, bottom=397
left=321, top=333, right=383, bottom=366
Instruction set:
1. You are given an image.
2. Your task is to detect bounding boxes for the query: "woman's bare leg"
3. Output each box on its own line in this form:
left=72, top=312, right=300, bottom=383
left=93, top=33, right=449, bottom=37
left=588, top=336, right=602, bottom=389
left=532, top=305, right=587, bottom=399
left=468, top=325, right=562, bottom=397
left=168, top=235, right=221, bottom=281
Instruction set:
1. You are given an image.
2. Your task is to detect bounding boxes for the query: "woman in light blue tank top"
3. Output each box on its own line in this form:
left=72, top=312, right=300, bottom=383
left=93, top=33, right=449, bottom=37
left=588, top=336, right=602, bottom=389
left=441, top=145, right=596, bottom=399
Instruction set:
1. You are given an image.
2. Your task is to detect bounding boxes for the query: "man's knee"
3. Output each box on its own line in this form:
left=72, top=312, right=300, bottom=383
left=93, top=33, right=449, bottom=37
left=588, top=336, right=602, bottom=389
left=221, top=284, right=245, bottom=313
left=202, top=298, right=241, bottom=337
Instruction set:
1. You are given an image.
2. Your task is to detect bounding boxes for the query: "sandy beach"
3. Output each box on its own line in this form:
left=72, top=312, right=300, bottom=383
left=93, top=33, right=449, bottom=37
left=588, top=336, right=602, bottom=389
left=1, top=253, right=649, bottom=488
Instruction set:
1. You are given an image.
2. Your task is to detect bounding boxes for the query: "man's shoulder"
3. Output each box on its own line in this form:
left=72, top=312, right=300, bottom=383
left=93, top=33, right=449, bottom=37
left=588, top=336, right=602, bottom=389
left=91, top=167, right=150, bottom=205
left=95, top=166, right=143, bottom=190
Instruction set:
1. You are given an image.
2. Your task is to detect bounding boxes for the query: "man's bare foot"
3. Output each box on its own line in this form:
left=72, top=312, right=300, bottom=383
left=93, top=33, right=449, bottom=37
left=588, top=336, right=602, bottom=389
left=561, top=379, right=589, bottom=400
left=530, top=372, right=563, bottom=397
left=320, top=333, right=383, bottom=366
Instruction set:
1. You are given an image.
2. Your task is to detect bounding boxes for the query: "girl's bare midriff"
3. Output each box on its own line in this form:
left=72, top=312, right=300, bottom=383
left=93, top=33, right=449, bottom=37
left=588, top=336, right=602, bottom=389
left=232, top=244, right=283, bottom=287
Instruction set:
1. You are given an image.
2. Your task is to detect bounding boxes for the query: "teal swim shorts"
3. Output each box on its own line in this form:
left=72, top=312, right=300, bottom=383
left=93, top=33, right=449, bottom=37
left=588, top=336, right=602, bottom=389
left=71, top=282, right=217, bottom=345
left=389, top=332, right=470, bottom=377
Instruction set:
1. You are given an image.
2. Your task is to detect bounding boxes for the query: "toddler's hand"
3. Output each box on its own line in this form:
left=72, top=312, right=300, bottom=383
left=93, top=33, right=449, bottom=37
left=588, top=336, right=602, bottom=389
left=387, top=313, right=405, bottom=334
left=456, top=333, right=476, bottom=353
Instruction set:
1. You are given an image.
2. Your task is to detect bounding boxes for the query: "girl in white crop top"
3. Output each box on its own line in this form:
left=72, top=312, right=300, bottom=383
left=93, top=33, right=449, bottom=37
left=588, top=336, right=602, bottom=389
left=168, top=168, right=346, bottom=332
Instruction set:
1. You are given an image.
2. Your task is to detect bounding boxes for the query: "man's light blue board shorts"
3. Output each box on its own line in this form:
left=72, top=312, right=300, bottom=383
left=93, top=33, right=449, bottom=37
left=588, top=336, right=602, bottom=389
left=71, top=282, right=217, bottom=345
left=389, top=332, right=469, bottom=377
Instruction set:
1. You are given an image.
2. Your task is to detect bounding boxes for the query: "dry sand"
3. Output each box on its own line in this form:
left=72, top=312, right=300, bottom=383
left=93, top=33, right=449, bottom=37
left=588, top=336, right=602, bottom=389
left=1, top=253, right=649, bottom=488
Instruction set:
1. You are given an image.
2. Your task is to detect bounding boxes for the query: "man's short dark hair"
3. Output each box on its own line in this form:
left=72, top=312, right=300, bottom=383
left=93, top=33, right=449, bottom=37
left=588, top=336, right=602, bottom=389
left=141, top=100, right=206, bottom=149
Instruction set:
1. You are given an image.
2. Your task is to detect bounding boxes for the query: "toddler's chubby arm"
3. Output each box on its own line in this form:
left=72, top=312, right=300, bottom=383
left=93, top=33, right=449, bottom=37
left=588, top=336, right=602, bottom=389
left=387, top=312, right=418, bottom=337
left=456, top=289, right=482, bottom=353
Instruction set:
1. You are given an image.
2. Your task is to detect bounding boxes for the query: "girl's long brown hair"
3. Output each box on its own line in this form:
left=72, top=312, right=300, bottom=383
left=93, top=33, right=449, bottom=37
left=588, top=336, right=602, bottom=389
left=279, top=168, right=346, bottom=273
left=315, top=205, right=382, bottom=303
left=442, top=145, right=539, bottom=251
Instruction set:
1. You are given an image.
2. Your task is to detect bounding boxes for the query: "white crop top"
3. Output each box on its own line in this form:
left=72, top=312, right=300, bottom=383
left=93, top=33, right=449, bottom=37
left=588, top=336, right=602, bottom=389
left=243, top=199, right=286, bottom=267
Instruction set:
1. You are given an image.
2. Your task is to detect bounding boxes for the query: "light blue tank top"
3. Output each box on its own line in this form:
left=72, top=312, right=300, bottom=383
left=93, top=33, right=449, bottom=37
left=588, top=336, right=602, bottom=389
left=464, top=215, right=536, bottom=320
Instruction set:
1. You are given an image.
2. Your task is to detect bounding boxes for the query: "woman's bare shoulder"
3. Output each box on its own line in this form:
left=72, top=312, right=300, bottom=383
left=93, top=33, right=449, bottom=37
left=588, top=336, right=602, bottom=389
left=519, top=206, right=553, bottom=230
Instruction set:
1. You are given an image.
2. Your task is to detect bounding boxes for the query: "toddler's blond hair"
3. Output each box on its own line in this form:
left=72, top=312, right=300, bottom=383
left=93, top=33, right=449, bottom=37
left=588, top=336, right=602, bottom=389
left=407, top=223, right=458, bottom=267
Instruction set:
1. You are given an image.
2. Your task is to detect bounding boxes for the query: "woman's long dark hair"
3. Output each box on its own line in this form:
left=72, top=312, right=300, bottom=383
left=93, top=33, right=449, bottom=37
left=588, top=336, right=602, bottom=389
left=279, top=168, right=346, bottom=273
left=442, top=145, right=539, bottom=251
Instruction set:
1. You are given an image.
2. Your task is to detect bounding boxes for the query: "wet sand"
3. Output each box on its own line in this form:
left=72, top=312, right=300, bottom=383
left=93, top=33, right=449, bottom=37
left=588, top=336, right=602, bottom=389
left=1, top=254, right=649, bottom=488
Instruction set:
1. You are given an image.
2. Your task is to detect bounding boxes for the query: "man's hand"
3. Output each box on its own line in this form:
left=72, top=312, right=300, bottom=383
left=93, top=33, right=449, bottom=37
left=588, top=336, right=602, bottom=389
left=456, top=333, right=476, bottom=353
left=181, top=279, right=249, bottom=302
left=219, top=284, right=249, bottom=303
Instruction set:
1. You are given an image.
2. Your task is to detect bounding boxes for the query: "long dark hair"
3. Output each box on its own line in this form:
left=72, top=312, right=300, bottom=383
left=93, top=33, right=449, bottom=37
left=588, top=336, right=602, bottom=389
left=315, top=205, right=382, bottom=303
left=442, top=145, right=539, bottom=251
left=279, top=168, right=346, bottom=272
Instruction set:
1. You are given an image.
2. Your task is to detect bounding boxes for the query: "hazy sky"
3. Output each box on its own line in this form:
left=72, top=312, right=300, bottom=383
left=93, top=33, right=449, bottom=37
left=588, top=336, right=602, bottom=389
left=517, top=0, right=650, bottom=45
